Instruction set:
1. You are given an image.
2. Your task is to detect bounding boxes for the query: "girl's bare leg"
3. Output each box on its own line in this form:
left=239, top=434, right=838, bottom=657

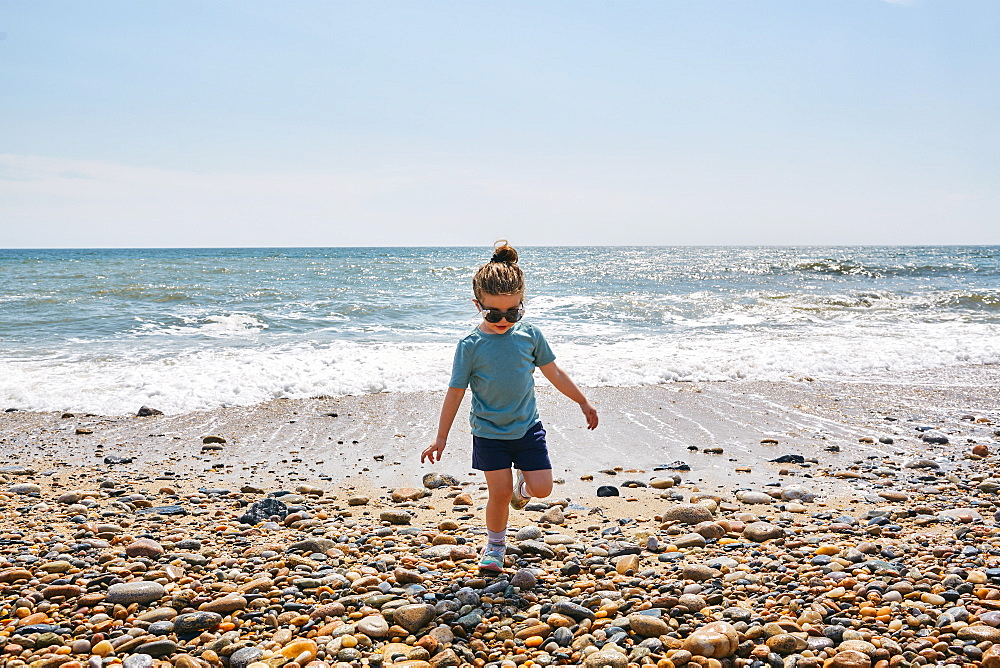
left=521, top=468, right=553, bottom=498
left=483, top=468, right=514, bottom=532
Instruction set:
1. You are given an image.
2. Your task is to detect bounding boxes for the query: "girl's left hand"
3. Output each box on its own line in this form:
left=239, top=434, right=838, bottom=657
left=580, top=401, right=599, bottom=430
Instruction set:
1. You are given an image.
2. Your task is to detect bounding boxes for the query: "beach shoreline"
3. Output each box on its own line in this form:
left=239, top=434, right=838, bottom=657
left=3, top=366, right=997, bottom=500
left=1, top=366, right=998, bottom=667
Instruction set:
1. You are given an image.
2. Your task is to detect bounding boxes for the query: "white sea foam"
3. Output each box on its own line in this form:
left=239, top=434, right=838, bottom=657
left=1, top=321, right=997, bottom=415
left=133, top=313, right=268, bottom=338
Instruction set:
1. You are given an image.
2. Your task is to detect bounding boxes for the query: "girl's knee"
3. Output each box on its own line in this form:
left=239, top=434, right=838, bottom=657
left=532, top=482, right=553, bottom=498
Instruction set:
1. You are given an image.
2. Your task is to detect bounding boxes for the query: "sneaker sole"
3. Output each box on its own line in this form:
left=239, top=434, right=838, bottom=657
left=510, top=470, right=530, bottom=510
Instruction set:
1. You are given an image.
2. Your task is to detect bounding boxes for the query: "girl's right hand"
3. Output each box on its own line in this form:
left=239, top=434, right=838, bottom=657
left=421, top=438, right=446, bottom=464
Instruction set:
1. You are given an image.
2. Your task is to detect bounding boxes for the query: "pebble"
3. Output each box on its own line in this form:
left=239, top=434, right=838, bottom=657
left=357, top=614, right=390, bottom=638
left=125, top=537, right=164, bottom=558
left=510, top=568, right=537, bottom=589
left=173, top=611, right=223, bottom=633
left=392, top=604, right=436, bottom=633
left=380, top=509, right=412, bottom=525
left=105, top=581, right=165, bottom=605
left=736, top=490, right=773, bottom=504
left=662, top=503, right=713, bottom=524
left=742, top=521, right=785, bottom=542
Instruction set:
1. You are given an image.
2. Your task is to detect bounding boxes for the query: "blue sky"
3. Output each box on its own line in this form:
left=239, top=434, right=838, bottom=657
left=2, top=1, right=997, bottom=247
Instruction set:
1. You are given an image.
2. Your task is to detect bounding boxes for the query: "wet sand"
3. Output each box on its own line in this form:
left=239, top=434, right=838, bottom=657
left=2, top=367, right=996, bottom=502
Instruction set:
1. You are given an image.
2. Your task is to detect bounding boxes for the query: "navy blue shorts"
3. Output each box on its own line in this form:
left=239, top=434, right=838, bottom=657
left=472, top=421, right=551, bottom=472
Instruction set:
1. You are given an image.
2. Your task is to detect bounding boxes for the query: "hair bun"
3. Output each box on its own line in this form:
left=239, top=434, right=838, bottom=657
left=491, top=239, right=518, bottom=264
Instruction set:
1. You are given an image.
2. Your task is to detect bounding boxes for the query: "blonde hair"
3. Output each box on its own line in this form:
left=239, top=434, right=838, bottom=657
left=473, top=240, right=524, bottom=300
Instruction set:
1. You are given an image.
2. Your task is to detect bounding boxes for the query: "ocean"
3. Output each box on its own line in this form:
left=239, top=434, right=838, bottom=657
left=1, top=246, right=998, bottom=415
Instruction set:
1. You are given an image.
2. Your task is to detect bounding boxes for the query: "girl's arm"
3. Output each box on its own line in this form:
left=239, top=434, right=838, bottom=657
left=539, top=361, right=598, bottom=430
left=421, top=386, right=466, bottom=463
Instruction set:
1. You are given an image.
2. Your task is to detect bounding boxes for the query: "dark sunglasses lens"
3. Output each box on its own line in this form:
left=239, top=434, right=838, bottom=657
left=483, top=308, right=522, bottom=323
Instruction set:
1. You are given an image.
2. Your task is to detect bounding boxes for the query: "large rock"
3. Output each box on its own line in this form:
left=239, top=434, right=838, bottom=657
left=736, top=491, right=773, bottom=505
left=239, top=498, right=288, bottom=524
left=357, top=614, right=390, bottom=638
left=199, top=594, right=247, bottom=614
left=981, top=644, right=1000, bottom=668
left=584, top=651, right=628, bottom=668
left=743, top=522, right=785, bottom=542
left=392, top=604, right=436, bottom=634
left=682, top=621, right=739, bottom=658
left=391, top=487, right=427, bottom=502
left=422, top=472, right=460, bottom=489
left=780, top=484, right=816, bottom=502
left=288, top=538, right=337, bottom=554
left=173, top=611, right=223, bottom=634
left=510, top=569, right=537, bottom=590
left=539, top=506, right=565, bottom=524
left=824, top=650, right=871, bottom=668
left=662, top=503, right=713, bottom=525
left=552, top=601, right=597, bottom=621
left=518, top=540, right=556, bottom=559
left=229, top=647, right=264, bottom=668
left=380, top=510, right=412, bottom=525
left=125, top=539, right=164, bottom=559
left=628, top=613, right=669, bottom=637
left=958, top=626, right=1000, bottom=643
left=682, top=564, right=721, bottom=581
left=105, top=581, right=165, bottom=605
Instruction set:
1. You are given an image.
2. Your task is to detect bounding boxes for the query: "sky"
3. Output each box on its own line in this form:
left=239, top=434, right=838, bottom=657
left=1, top=0, right=998, bottom=247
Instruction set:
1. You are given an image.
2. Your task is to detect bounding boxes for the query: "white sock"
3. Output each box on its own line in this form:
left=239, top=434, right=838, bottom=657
left=487, top=527, right=507, bottom=548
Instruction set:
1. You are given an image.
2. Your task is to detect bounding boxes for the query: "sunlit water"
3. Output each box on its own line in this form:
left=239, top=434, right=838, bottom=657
left=1, top=246, right=998, bottom=414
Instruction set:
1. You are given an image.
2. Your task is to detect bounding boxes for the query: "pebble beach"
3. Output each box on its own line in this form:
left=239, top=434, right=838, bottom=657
left=2, top=370, right=999, bottom=668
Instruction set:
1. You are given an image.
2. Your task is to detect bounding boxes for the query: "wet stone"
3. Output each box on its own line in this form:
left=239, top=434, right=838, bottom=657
left=663, top=503, right=713, bottom=525
left=9, top=483, right=40, bottom=494
left=742, top=522, right=785, bottom=542
left=135, top=639, right=178, bottom=657
left=392, top=603, right=436, bottom=633
left=584, top=650, right=628, bottom=668
left=122, top=655, right=155, bottom=668
left=229, top=646, right=265, bottom=668
left=139, top=504, right=187, bottom=516
left=423, top=472, right=460, bottom=489
left=147, top=620, right=174, bottom=635
left=239, top=497, right=288, bottom=524
left=105, top=581, right=165, bottom=605
left=173, top=611, right=223, bottom=634
left=510, top=569, right=537, bottom=590
left=515, top=526, right=542, bottom=541
left=125, top=538, right=164, bottom=558
left=628, top=613, right=669, bottom=637
left=552, top=600, right=597, bottom=621
left=357, top=614, right=390, bottom=638
left=380, top=509, right=413, bottom=525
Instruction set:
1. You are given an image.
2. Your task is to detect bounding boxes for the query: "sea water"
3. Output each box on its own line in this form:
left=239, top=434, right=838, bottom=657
left=1, top=246, right=998, bottom=415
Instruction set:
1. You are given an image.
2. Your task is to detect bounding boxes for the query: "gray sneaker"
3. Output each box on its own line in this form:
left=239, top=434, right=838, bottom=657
left=510, top=469, right=530, bottom=510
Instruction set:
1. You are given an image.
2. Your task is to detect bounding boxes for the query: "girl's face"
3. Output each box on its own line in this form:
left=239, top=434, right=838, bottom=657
left=474, top=292, right=524, bottom=335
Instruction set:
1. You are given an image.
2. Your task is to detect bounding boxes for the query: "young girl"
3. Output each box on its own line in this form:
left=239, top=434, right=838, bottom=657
left=421, top=241, right=599, bottom=572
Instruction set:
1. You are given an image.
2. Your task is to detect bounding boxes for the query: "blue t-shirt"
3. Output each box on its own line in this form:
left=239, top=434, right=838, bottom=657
left=448, top=321, right=556, bottom=439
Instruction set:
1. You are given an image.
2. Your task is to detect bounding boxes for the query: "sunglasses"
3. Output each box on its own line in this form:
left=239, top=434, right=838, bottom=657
left=479, top=303, right=524, bottom=323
